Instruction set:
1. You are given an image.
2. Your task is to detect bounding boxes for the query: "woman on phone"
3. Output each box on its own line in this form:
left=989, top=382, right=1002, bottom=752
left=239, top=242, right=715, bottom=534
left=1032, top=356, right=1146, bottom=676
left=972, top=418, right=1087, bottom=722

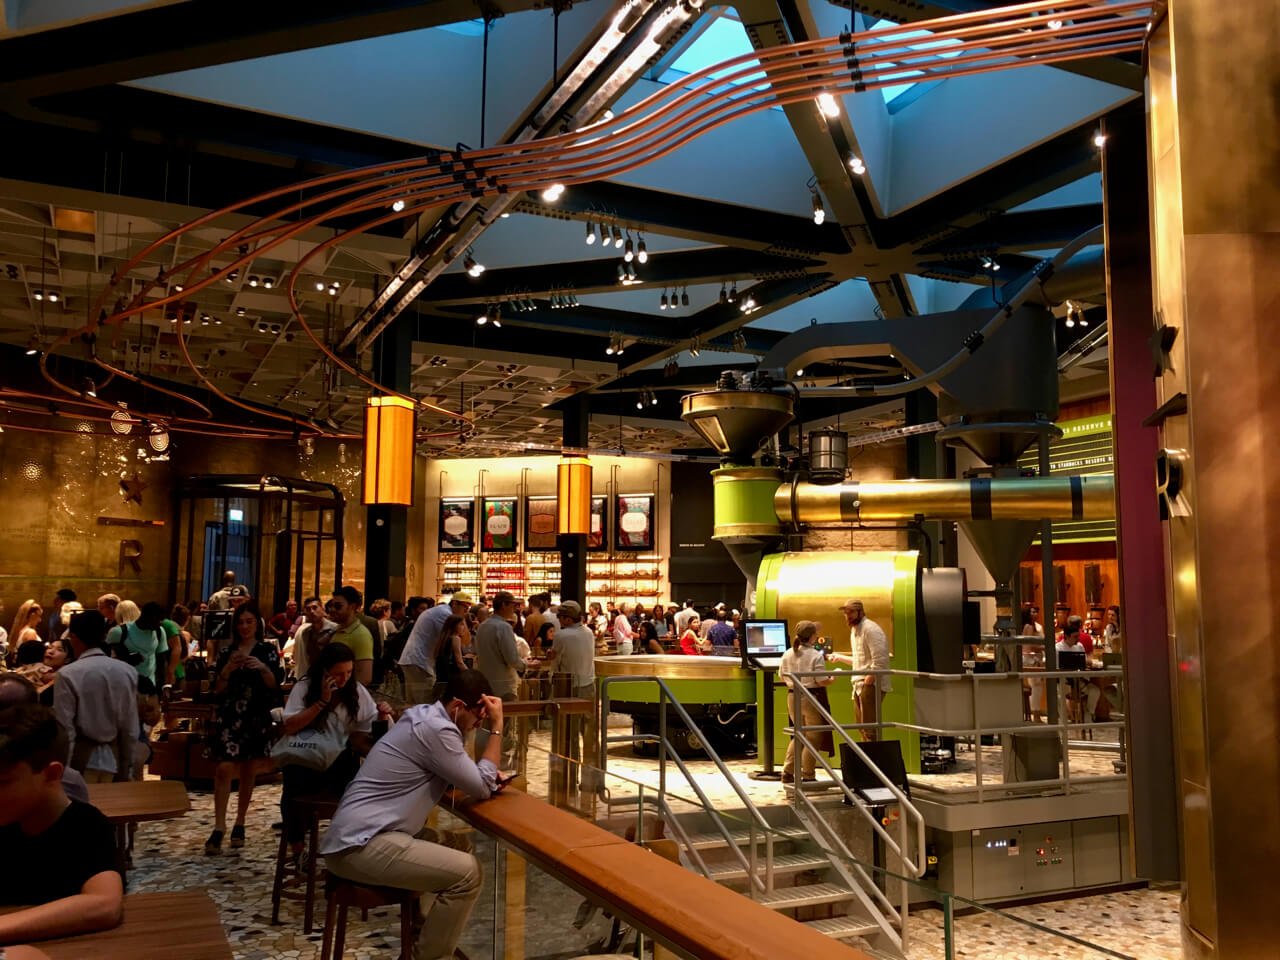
left=278, top=642, right=376, bottom=858
left=206, top=602, right=282, bottom=855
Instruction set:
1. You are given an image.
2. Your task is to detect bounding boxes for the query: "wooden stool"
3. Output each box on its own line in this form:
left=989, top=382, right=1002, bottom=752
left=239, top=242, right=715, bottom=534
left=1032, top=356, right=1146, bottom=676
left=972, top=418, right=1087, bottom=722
left=320, top=877, right=419, bottom=960
left=270, top=794, right=340, bottom=933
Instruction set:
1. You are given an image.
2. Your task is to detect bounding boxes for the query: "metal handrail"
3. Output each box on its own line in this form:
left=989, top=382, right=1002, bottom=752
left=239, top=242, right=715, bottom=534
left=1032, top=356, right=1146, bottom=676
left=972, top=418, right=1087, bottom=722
left=598, top=675, right=778, bottom=895
left=788, top=677, right=928, bottom=879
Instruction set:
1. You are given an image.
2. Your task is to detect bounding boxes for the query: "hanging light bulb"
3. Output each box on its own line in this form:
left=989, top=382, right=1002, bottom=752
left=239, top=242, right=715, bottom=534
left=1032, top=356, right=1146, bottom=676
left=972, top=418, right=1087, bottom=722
left=659, top=289, right=669, bottom=310
left=597, top=222, right=607, bottom=245
left=681, top=288, right=690, bottom=307
left=624, top=234, right=635, bottom=262
left=476, top=306, right=489, bottom=325
left=636, top=394, right=645, bottom=410
left=636, top=235, right=648, bottom=264
left=612, top=224, right=625, bottom=250
left=585, top=220, right=596, bottom=244
left=811, top=189, right=826, bottom=225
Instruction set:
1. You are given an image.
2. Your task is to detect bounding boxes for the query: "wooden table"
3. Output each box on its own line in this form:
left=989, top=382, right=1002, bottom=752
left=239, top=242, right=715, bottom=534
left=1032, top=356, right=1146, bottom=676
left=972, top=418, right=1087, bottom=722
left=2, top=891, right=231, bottom=959
left=86, top=780, right=189, bottom=864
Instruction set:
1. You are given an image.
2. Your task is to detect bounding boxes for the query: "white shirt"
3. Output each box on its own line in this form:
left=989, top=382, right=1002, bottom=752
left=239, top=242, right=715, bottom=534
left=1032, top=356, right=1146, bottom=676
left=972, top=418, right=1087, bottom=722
left=550, top=623, right=596, bottom=688
left=53, top=647, right=139, bottom=776
left=779, top=644, right=826, bottom=689
left=850, top=618, right=892, bottom=693
left=320, top=702, right=497, bottom=856
left=285, top=676, right=377, bottom=745
left=292, top=618, right=338, bottom=679
left=673, top=608, right=698, bottom=634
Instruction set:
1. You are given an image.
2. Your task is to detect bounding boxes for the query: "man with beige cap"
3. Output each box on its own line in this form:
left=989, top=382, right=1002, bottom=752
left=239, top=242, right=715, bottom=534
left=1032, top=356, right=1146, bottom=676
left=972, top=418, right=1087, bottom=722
left=547, top=601, right=599, bottom=786
left=828, top=600, right=891, bottom=741
left=399, top=591, right=473, bottom=703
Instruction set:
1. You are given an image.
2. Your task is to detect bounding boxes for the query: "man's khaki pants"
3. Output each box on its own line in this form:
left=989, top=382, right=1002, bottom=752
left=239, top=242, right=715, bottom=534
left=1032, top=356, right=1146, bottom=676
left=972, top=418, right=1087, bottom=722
left=325, top=827, right=481, bottom=960
left=854, top=678, right=885, bottom=742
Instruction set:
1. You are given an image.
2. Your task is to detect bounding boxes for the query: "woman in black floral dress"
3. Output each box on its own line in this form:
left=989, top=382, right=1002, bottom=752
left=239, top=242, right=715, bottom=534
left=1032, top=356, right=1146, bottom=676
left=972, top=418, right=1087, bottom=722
left=205, top=602, right=281, bottom=854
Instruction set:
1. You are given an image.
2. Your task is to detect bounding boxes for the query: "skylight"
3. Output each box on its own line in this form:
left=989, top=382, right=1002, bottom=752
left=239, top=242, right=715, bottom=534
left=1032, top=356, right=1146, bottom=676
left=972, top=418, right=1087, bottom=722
left=865, top=18, right=963, bottom=109
left=657, top=13, right=769, bottom=93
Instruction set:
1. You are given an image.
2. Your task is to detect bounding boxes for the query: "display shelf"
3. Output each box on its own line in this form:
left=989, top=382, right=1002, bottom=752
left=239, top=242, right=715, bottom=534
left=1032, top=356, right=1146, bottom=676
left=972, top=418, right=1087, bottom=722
left=433, top=551, right=665, bottom=605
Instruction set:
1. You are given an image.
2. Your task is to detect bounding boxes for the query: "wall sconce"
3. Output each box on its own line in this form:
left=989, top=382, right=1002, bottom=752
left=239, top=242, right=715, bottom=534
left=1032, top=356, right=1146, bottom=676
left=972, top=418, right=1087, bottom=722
left=362, top=396, right=415, bottom=506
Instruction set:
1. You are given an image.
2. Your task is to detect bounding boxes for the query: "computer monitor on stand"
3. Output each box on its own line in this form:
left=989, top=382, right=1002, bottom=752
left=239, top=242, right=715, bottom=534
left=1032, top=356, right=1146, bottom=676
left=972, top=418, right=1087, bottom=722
left=743, top=619, right=788, bottom=781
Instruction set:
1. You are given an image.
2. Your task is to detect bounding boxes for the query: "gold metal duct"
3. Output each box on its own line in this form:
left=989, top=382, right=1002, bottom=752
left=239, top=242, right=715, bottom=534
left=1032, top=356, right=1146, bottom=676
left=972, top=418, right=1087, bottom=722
left=775, top=475, right=1115, bottom=524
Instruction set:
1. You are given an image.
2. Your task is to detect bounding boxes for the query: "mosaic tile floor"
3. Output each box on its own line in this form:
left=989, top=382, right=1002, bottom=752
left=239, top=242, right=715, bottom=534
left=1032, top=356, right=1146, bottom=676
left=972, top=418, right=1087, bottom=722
left=122, top=719, right=1177, bottom=960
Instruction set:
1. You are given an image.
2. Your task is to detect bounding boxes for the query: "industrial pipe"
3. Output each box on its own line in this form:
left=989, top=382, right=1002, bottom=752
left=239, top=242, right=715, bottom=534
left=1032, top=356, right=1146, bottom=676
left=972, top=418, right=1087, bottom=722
left=774, top=475, right=1115, bottom=524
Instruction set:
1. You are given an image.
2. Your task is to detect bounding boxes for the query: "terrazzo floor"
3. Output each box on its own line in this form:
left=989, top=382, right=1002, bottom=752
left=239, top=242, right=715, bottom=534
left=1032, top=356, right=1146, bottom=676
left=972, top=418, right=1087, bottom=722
left=122, top=719, right=1177, bottom=960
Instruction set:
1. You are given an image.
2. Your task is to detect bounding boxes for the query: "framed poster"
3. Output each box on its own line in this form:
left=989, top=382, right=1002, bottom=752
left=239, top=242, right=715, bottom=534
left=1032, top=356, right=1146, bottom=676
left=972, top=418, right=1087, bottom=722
left=482, top=497, right=518, bottom=552
left=525, top=496, right=558, bottom=550
left=588, top=495, right=608, bottom=551
left=438, top=498, right=476, bottom=553
left=616, top=493, right=654, bottom=551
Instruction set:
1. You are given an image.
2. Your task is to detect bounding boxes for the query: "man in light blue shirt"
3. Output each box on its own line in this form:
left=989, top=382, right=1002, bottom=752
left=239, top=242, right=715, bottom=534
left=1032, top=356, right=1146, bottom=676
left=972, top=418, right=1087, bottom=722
left=397, top=592, right=472, bottom=703
left=320, top=670, right=504, bottom=960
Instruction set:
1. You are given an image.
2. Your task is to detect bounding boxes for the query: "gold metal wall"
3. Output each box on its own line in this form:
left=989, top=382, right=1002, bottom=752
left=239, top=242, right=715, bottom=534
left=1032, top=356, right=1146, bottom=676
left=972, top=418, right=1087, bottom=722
left=1148, top=2, right=1280, bottom=954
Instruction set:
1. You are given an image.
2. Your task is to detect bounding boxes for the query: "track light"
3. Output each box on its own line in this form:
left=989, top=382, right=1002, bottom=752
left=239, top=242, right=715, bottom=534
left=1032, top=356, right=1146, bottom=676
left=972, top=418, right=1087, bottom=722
left=173, top=284, right=184, bottom=292
left=597, top=222, right=607, bottom=245
left=1093, top=130, right=1106, bottom=149
left=664, top=358, right=679, bottom=378
left=585, top=220, right=596, bottom=244
left=1065, top=314, right=1075, bottom=329
left=617, top=264, right=627, bottom=282
left=625, top=262, right=637, bottom=282
left=739, top=295, right=757, bottom=313
left=650, top=389, right=659, bottom=407
left=46, top=291, right=59, bottom=303
left=605, top=339, right=615, bottom=356
left=225, top=270, right=238, bottom=284
left=248, top=275, right=259, bottom=288
left=624, top=234, right=634, bottom=262
left=719, top=284, right=728, bottom=305
left=728, top=283, right=738, bottom=304
left=681, top=287, right=689, bottom=307
left=689, top=338, right=701, bottom=359
left=33, top=290, right=43, bottom=301
left=236, top=306, right=247, bottom=317
left=636, top=394, right=645, bottom=411
left=83, top=377, right=97, bottom=398
left=980, top=255, right=1001, bottom=272
left=811, top=188, right=826, bottom=225
left=612, top=224, right=624, bottom=250
left=490, top=304, right=502, bottom=328
left=660, top=289, right=669, bottom=310
left=847, top=153, right=866, bottom=175
left=541, top=183, right=566, bottom=202
left=201, top=314, right=210, bottom=325
left=816, top=92, right=840, bottom=118
left=262, top=276, right=275, bottom=289
left=636, top=234, right=648, bottom=264
left=315, top=281, right=326, bottom=292
left=24, top=339, right=39, bottom=356
left=732, top=330, right=747, bottom=351
left=464, top=250, right=485, bottom=277
left=392, top=199, right=406, bottom=212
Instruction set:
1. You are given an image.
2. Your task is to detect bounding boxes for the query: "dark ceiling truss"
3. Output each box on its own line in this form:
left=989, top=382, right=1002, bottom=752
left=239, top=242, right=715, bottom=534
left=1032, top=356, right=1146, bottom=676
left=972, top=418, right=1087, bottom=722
left=0, top=0, right=581, bottom=104
left=414, top=246, right=825, bottom=305
left=914, top=203, right=1105, bottom=255
left=830, top=0, right=1143, bottom=89
left=510, top=180, right=852, bottom=255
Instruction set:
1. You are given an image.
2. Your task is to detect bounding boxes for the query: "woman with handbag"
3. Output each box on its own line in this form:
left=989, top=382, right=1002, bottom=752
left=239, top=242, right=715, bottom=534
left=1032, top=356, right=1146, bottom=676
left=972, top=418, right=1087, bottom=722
left=276, top=642, right=377, bottom=859
left=205, top=602, right=282, bottom=855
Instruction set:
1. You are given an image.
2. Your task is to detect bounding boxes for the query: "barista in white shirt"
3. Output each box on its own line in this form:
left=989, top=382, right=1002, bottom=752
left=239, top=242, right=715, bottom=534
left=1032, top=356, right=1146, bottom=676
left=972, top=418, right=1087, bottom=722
left=827, top=600, right=891, bottom=742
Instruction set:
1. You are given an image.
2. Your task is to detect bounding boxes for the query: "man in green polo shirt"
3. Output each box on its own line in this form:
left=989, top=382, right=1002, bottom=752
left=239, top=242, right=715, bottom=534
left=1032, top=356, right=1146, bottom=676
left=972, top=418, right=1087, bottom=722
left=328, top=586, right=375, bottom=687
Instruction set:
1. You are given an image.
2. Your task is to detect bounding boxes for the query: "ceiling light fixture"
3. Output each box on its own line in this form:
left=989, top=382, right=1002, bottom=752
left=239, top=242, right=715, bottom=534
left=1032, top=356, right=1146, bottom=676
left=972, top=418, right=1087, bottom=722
left=464, top=249, right=486, bottom=277
left=689, top=337, right=701, bottom=359
left=732, top=330, right=747, bottom=351
left=625, top=261, right=637, bottom=282
left=728, top=283, right=738, bottom=304
left=1093, top=130, right=1107, bottom=149
left=719, top=284, right=728, bottom=305
left=541, top=183, right=566, bottom=202
left=490, top=304, right=502, bottom=328
left=681, top=287, right=690, bottom=307
left=315, top=281, right=326, bottom=292
left=47, top=291, right=59, bottom=303
left=636, top=234, right=649, bottom=264
left=612, top=224, right=625, bottom=250
left=659, top=289, right=669, bottom=310
left=811, top=186, right=826, bottom=225
left=624, top=233, right=635, bottom=262
left=24, top=338, right=39, bottom=356
left=392, top=199, right=406, bottom=212
left=248, top=275, right=260, bottom=287
left=262, top=276, right=275, bottom=289
left=236, top=306, right=247, bottom=317
left=816, top=92, right=840, bottom=118
left=847, top=153, right=866, bottom=175
left=597, top=222, right=607, bottom=245
left=83, top=377, right=97, bottom=399
left=32, top=290, right=43, bottom=301
left=585, top=219, right=596, bottom=244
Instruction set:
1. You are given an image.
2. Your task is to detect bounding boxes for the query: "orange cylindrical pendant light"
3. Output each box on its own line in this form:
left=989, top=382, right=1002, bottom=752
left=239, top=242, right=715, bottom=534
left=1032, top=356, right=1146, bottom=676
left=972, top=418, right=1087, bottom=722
left=557, top=456, right=592, bottom=535
left=362, top=396, right=415, bottom=506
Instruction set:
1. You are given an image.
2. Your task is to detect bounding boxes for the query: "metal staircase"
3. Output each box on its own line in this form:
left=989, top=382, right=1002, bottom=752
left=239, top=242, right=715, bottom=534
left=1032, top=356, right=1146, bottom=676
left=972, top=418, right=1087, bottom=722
left=596, top=676, right=922, bottom=957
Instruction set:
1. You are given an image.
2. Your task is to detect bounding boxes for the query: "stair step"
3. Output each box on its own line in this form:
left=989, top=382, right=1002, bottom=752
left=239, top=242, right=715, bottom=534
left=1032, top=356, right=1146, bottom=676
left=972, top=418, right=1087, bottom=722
left=706, top=852, right=831, bottom=881
left=759, top=883, right=857, bottom=910
left=803, top=916, right=883, bottom=940
left=686, top=825, right=808, bottom=851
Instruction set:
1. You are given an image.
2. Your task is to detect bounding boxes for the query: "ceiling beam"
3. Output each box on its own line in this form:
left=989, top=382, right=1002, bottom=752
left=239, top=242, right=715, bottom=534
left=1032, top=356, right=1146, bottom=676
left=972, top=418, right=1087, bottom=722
left=414, top=247, right=823, bottom=304
left=915, top=204, right=1105, bottom=255
left=0, top=0, right=575, bottom=103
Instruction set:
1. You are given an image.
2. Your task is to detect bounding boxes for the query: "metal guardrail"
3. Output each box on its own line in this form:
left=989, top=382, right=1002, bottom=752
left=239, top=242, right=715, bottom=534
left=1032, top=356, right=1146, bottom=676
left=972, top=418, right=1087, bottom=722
left=598, top=675, right=777, bottom=897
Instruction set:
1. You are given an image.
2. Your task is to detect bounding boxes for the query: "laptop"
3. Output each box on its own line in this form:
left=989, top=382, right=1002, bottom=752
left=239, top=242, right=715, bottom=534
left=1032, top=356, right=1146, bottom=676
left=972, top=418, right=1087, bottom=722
left=1057, top=649, right=1087, bottom=671
left=838, top=740, right=910, bottom=806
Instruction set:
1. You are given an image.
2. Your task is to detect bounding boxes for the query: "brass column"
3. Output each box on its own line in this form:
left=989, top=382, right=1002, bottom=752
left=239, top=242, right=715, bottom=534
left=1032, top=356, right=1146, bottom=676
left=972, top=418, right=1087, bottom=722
left=1148, top=2, right=1280, bottom=955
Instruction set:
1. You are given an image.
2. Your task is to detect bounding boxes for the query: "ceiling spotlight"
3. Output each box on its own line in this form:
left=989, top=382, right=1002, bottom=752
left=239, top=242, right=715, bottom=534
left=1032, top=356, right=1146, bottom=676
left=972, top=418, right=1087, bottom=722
left=597, top=222, right=607, bottom=245
left=1065, top=314, right=1076, bottom=329
left=328, top=284, right=340, bottom=296
left=732, top=330, right=747, bottom=351
left=636, top=394, right=645, bottom=411
left=848, top=153, right=866, bottom=175
left=612, top=224, right=625, bottom=249
left=585, top=220, right=596, bottom=245
left=617, top=264, right=627, bottom=282
left=201, top=314, right=210, bottom=325
left=660, top=289, right=669, bottom=310
left=663, top=358, right=679, bottom=378
left=625, top=261, right=637, bottom=281
left=817, top=92, right=840, bottom=119
left=248, top=275, right=260, bottom=287
left=476, top=306, right=489, bottom=325
left=811, top=188, right=826, bottom=225
left=173, top=284, right=184, bottom=292
left=980, top=255, right=1001, bottom=272
left=262, top=276, right=275, bottom=289
left=464, top=251, right=485, bottom=277
left=24, top=338, right=39, bottom=356
left=392, top=199, right=406, bottom=212
left=681, top=287, right=690, bottom=307
left=1047, top=18, right=1064, bottom=29
left=1079, top=314, right=1089, bottom=328
left=32, top=290, right=44, bottom=301
left=650, top=389, right=659, bottom=407
left=624, top=234, right=634, bottom=262
left=236, top=306, right=247, bottom=317
left=47, top=291, right=59, bottom=303
left=719, top=284, right=728, bottom=305
left=500, top=212, right=510, bottom=219
left=636, top=235, right=648, bottom=264
left=149, top=422, right=170, bottom=453
left=315, top=281, right=326, bottom=292
left=728, top=283, right=738, bottom=303
left=605, top=339, right=615, bottom=356
left=83, top=377, right=97, bottom=399
left=689, top=338, right=701, bottom=359
left=490, top=304, right=502, bottom=328
left=541, top=183, right=566, bottom=202
left=1093, top=130, right=1107, bottom=149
